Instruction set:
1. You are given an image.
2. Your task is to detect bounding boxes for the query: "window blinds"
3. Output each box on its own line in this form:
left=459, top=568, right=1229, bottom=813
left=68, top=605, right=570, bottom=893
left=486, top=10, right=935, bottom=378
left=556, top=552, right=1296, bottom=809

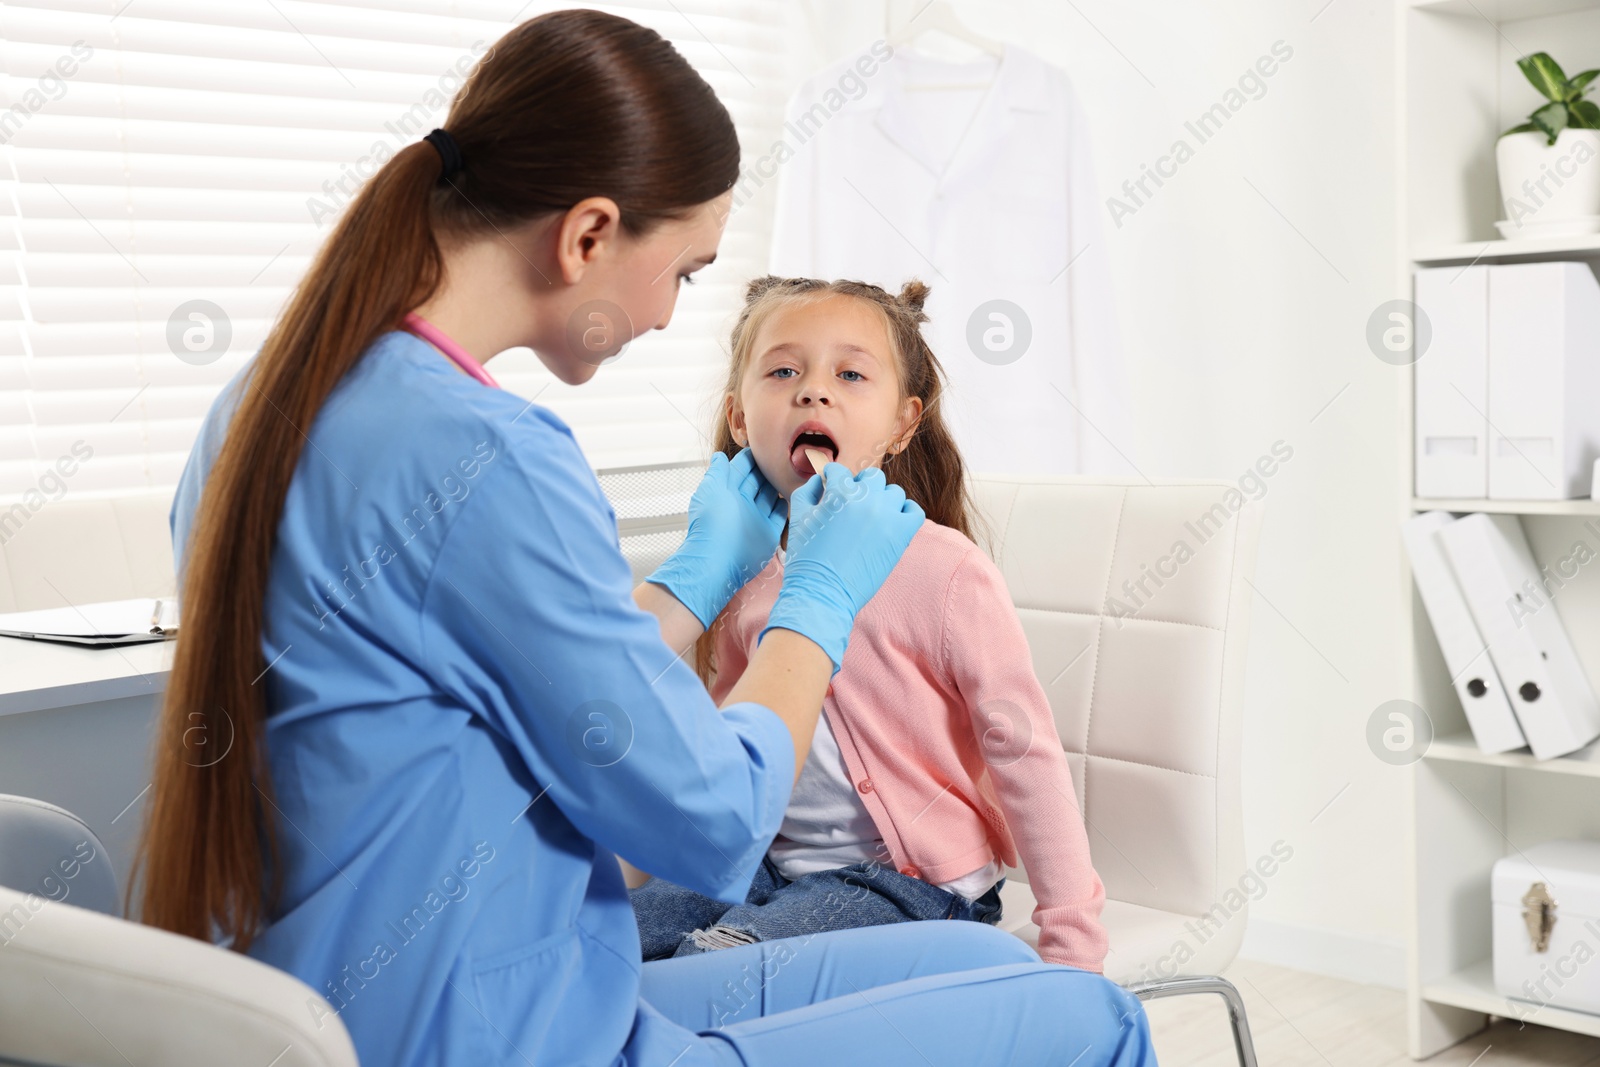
left=0, top=0, right=787, bottom=503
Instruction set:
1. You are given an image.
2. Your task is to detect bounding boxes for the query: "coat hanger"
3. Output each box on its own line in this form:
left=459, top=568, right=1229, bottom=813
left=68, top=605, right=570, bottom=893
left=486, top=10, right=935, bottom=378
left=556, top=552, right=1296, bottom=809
left=886, top=1, right=1004, bottom=74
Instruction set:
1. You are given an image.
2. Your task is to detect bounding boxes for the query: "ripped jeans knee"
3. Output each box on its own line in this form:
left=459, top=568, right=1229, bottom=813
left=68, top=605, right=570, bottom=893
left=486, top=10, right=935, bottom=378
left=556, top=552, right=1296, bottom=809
left=678, top=922, right=760, bottom=955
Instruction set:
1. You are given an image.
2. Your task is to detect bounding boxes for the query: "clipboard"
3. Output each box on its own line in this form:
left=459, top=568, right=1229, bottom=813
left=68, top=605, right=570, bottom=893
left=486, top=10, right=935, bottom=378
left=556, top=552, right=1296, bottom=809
left=0, top=597, right=179, bottom=647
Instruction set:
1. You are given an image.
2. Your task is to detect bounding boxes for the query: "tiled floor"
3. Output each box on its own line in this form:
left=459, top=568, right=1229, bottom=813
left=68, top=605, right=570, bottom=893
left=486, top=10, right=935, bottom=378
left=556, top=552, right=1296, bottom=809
left=1145, top=959, right=1600, bottom=1065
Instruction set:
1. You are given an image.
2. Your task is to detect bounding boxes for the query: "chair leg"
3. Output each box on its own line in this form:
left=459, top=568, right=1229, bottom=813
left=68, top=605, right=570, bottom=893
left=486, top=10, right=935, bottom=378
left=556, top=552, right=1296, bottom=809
left=1125, top=975, right=1258, bottom=1067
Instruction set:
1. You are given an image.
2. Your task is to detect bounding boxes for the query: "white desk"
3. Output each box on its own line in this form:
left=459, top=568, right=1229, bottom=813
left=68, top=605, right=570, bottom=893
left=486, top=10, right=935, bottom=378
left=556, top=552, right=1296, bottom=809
left=0, top=636, right=174, bottom=898
left=0, top=635, right=172, bottom=718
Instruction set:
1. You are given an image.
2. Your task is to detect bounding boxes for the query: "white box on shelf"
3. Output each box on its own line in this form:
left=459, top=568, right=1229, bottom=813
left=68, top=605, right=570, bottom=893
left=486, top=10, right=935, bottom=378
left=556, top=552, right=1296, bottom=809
left=1415, top=266, right=1489, bottom=498
left=1487, top=262, right=1600, bottom=500
left=1494, top=839, right=1600, bottom=1014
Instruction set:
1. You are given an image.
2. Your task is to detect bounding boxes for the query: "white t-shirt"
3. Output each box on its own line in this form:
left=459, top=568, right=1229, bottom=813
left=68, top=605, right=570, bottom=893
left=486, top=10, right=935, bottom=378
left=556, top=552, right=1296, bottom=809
left=768, top=699, right=1002, bottom=902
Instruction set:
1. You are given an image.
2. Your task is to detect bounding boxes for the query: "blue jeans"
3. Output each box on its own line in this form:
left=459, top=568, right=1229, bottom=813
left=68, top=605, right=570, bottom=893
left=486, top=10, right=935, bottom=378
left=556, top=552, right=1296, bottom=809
left=631, top=854, right=1004, bottom=961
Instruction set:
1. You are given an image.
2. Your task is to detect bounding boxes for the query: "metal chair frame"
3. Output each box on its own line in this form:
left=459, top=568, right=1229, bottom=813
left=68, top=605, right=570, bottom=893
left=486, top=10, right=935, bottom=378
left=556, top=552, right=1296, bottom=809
left=1126, top=975, right=1259, bottom=1067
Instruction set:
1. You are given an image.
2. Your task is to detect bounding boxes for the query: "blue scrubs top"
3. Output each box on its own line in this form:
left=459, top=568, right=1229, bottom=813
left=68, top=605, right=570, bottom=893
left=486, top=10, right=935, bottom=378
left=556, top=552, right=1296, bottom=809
left=171, top=331, right=795, bottom=1067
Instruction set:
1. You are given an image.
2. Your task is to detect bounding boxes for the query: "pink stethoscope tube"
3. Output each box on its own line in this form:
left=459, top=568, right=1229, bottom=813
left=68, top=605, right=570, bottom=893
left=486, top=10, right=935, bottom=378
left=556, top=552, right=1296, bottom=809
left=401, top=311, right=501, bottom=389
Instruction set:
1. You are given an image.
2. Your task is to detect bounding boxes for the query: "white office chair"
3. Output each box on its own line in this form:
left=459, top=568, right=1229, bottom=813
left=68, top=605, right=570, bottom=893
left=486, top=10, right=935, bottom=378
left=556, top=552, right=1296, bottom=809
left=971, top=475, right=1264, bottom=1067
left=0, top=796, right=358, bottom=1067
left=608, top=465, right=1267, bottom=1065
left=0, top=881, right=359, bottom=1067
left=0, top=795, right=119, bottom=917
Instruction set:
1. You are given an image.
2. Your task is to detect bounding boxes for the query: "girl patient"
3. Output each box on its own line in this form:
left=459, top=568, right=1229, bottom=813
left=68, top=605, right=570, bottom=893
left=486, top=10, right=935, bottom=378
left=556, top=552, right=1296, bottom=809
left=631, top=275, right=1110, bottom=972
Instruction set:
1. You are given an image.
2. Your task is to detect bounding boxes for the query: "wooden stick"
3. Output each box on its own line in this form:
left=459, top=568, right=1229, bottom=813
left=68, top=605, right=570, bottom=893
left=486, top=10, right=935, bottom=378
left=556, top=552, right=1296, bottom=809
left=803, top=447, right=832, bottom=481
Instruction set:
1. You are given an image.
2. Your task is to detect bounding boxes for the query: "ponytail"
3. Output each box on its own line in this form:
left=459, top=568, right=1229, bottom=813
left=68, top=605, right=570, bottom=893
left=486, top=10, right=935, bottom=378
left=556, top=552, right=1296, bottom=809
left=127, top=141, right=444, bottom=946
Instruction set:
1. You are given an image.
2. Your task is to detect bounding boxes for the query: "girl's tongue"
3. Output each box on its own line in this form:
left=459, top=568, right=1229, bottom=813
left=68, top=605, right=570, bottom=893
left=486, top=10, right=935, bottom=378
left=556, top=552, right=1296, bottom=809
left=789, top=440, right=835, bottom=479
left=787, top=428, right=838, bottom=479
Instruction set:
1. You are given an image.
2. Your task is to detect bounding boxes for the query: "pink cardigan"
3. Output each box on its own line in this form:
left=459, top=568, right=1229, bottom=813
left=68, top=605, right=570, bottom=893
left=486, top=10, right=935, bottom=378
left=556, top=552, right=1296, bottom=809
left=710, top=520, right=1110, bottom=972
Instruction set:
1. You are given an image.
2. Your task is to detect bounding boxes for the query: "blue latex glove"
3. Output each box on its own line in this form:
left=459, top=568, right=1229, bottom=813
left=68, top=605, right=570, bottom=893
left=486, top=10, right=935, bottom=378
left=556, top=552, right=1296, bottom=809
left=761, top=462, right=925, bottom=673
left=646, top=448, right=786, bottom=628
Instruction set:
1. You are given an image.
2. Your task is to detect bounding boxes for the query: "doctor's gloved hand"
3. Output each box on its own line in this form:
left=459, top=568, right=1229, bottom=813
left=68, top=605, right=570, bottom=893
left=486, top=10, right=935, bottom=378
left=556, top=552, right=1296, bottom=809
left=645, top=448, right=786, bottom=629
left=761, top=462, right=925, bottom=673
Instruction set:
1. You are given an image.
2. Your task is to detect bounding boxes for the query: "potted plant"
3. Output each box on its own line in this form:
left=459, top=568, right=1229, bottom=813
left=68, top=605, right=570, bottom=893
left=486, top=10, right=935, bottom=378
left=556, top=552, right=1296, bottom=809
left=1496, top=52, right=1600, bottom=239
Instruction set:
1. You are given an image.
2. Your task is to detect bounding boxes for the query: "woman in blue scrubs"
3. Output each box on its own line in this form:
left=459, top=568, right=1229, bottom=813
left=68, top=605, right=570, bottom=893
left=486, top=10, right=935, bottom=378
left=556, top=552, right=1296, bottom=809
left=131, top=9, right=1157, bottom=1066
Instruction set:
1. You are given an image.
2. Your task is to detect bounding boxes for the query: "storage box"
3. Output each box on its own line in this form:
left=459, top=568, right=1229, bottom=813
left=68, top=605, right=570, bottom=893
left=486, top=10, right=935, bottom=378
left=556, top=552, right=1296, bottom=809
left=1494, top=839, right=1600, bottom=1014
left=1485, top=263, right=1600, bottom=500
left=1414, top=262, right=1600, bottom=501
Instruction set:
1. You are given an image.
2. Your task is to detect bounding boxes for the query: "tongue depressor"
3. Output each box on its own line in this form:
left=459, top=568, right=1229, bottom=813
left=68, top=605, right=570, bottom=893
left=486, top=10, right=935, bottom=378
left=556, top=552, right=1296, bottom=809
left=803, top=447, right=832, bottom=483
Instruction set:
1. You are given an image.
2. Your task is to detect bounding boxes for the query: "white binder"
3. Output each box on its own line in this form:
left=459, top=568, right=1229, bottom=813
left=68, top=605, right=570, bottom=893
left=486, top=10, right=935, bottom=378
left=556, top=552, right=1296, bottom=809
left=1437, top=513, right=1600, bottom=758
left=1487, top=262, right=1600, bottom=499
left=1402, top=511, right=1524, bottom=752
left=1414, top=266, right=1488, bottom=498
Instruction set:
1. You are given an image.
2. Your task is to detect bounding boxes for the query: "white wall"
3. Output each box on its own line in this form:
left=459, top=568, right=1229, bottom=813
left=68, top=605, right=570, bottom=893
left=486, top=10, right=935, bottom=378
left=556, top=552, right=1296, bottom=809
left=769, top=0, right=1407, bottom=986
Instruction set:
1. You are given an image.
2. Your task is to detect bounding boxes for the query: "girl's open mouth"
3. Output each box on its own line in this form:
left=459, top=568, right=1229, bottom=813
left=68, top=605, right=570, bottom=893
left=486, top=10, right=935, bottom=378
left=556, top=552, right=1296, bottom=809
left=789, top=426, right=838, bottom=477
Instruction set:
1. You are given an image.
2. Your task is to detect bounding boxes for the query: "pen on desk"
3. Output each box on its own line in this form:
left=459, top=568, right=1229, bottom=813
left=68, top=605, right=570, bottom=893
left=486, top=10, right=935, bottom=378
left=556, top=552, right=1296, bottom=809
left=150, top=598, right=163, bottom=635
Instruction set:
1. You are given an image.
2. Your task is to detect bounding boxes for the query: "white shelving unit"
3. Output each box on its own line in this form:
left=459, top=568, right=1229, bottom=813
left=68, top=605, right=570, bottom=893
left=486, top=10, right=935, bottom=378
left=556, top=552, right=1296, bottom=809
left=1413, top=233, right=1600, bottom=263
left=1410, top=496, right=1600, bottom=515
left=1401, top=0, right=1600, bottom=1056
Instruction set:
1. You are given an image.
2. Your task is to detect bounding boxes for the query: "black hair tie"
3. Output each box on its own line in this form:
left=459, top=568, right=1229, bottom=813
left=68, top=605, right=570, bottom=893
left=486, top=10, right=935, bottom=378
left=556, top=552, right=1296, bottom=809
left=424, top=128, right=464, bottom=182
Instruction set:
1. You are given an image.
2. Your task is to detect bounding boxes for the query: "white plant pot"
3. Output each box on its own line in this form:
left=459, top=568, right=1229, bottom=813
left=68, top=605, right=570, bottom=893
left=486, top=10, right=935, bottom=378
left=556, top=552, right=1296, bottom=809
left=1496, top=128, right=1600, bottom=238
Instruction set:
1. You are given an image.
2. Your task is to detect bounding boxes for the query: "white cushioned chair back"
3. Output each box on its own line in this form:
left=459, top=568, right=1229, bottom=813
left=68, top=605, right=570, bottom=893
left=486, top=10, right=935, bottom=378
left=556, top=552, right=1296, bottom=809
left=0, top=884, right=359, bottom=1067
left=0, top=490, right=176, bottom=612
left=971, top=476, right=1263, bottom=920
left=0, top=796, right=118, bottom=917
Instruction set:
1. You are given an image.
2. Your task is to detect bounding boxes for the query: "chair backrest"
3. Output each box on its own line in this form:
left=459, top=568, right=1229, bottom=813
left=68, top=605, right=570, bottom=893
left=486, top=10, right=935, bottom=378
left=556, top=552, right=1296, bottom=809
left=0, top=490, right=175, bottom=612
left=595, top=461, right=698, bottom=581
left=0, top=795, right=119, bottom=917
left=0, top=883, right=359, bottom=1067
left=969, top=476, right=1263, bottom=920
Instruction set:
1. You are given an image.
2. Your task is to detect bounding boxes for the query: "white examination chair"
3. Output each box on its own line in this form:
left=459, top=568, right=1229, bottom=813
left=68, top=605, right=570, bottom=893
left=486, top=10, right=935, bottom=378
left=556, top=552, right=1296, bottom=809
left=0, top=795, right=119, bottom=917
left=971, top=476, right=1264, bottom=1067
left=607, top=465, right=1267, bottom=1065
left=0, top=880, right=359, bottom=1067
left=0, top=795, right=358, bottom=1067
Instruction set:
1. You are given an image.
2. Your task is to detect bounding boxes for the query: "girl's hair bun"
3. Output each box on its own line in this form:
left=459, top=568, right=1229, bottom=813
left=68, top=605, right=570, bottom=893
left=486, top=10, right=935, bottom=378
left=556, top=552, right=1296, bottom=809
left=743, top=274, right=824, bottom=306
left=744, top=274, right=787, bottom=302
left=898, top=279, right=931, bottom=314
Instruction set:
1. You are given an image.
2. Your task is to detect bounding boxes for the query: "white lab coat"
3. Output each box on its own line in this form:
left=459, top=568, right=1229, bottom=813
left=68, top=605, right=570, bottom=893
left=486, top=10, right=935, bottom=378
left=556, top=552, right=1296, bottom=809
left=769, top=44, right=1135, bottom=477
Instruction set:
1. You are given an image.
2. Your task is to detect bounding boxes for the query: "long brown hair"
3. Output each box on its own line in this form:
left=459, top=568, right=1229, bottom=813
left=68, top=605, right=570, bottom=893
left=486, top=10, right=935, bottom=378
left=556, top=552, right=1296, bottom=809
left=129, top=9, right=740, bottom=950
left=694, top=275, right=984, bottom=684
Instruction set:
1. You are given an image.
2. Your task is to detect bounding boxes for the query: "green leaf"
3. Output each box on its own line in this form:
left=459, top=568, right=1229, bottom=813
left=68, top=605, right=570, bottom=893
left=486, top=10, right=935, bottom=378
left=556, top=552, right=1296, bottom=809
left=1520, top=52, right=1571, bottom=101
left=1501, top=121, right=1541, bottom=137
left=1533, top=100, right=1569, bottom=144
left=1571, top=69, right=1600, bottom=96
left=1572, top=99, right=1600, bottom=128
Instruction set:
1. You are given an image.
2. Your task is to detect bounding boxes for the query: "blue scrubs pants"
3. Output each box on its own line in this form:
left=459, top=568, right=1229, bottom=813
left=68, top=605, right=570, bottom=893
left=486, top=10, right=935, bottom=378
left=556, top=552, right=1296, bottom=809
left=630, top=920, right=1157, bottom=1066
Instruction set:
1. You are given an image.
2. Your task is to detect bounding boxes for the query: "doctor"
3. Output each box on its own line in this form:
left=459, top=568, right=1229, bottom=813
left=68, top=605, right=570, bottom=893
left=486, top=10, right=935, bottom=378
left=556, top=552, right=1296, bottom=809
left=130, top=9, right=1155, bottom=1067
